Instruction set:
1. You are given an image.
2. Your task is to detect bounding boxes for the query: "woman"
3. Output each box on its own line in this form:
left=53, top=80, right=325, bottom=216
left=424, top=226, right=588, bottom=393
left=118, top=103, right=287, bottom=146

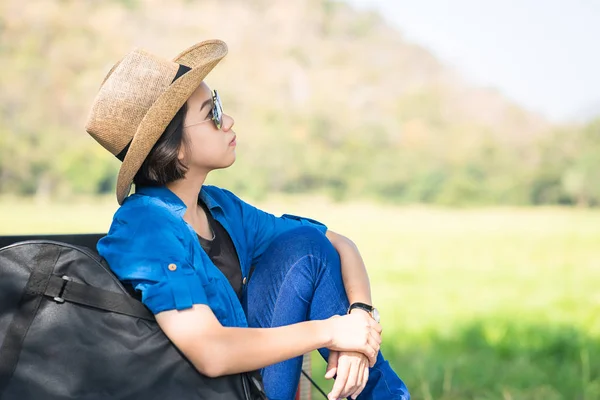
left=86, top=40, right=409, bottom=400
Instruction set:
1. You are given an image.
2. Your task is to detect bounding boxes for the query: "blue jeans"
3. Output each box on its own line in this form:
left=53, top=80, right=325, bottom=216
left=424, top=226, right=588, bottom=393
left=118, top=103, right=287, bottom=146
left=244, top=226, right=410, bottom=400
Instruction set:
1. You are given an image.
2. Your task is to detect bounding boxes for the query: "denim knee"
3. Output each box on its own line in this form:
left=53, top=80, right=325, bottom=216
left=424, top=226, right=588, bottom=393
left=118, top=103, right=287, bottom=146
left=266, top=226, right=338, bottom=264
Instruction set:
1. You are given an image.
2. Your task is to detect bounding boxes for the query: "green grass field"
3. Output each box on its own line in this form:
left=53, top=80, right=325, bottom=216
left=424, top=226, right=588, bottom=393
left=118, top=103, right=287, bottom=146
left=1, top=196, right=599, bottom=399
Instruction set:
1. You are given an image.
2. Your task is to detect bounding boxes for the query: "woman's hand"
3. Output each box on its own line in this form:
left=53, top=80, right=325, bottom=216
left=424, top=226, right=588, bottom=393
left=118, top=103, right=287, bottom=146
left=325, top=312, right=382, bottom=366
left=325, top=350, right=370, bottom=400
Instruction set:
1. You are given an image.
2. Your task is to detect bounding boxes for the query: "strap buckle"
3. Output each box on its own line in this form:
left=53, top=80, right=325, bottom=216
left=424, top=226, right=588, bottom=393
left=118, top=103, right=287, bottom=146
left=53, top=275, right=72, bottom=303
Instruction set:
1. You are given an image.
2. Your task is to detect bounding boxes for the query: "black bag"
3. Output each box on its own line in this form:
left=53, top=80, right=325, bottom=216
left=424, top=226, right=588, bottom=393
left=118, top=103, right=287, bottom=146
left=0, top=240, right=267, bottom=400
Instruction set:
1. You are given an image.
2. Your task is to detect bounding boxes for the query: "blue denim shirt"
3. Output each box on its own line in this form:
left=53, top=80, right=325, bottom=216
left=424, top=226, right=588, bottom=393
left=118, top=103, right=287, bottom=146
left=97, top=185, right=327, bottom=328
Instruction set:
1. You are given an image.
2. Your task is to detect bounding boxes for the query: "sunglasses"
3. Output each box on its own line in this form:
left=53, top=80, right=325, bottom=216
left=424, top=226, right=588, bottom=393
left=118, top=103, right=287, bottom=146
left=183, top=90, right=223, bottom=130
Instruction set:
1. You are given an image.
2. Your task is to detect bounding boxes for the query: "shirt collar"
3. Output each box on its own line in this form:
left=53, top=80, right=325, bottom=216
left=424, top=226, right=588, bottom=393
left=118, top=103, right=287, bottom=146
left=134, top=185, right=221, bottom=215
left=134, top=186, right=187, bottom=216
left=199, top=187, right=222, bottom=211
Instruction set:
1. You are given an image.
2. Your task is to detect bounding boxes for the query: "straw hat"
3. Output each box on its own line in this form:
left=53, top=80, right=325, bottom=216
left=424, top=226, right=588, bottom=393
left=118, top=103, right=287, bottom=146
left=85, top=40, right=227, bottom=204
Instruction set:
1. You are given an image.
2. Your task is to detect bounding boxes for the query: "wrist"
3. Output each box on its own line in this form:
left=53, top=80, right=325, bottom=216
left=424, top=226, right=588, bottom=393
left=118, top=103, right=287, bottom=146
left=348, top=302, right=380, bottom=323
left=315, top=319, right=334, bottom=348
left=349, top=308, right=371, bottom=317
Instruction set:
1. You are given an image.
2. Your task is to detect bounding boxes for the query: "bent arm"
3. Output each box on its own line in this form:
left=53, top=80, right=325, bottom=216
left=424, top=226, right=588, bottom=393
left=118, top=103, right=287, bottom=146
left=156, top=304, right=332, bottom=377
left=156, top=303, right=381, bottom=377
left=326, top=230, right=372, bottom=308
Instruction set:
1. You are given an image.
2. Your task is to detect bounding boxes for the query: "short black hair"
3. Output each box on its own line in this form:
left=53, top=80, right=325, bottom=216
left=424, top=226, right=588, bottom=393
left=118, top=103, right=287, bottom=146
left=133, top=103, right=189, bottom=187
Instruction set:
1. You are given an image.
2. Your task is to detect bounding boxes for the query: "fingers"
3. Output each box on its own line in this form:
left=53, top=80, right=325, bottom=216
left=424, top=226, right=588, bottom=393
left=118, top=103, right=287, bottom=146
left=366, top=317, right=382, bottom=348
left=348, top=357, right=365, bottom=400
left=355, top=317, right=380, bottom=359
left=353, top=310, right=383, bottom=335
left=368, top=327, right=381, bottom=348
left=325, top=351, right=339, bottom=380
left=339, top=357, right=360, bottom=399
left=330, top=353, right=366, bottom=400
left=370, top=327, right=382, bottom=345
left=370, top=318, right=382, bottom=334
left=329, top=313, right=383, bottom=358
left=351, top=364, right=370, bottom=399
left=366, top=334, right=380, bottom=366
left=329, top=356, right=350, bottom=400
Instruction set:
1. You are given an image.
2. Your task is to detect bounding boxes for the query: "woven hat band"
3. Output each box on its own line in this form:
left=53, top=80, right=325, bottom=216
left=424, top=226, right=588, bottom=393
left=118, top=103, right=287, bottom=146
left=114, top=63, right=191, bottom=162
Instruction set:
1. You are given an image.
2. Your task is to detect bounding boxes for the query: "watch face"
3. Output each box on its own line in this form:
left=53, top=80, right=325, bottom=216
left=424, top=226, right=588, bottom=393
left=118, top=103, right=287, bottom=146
left=372, top=308, right=380, bottom=323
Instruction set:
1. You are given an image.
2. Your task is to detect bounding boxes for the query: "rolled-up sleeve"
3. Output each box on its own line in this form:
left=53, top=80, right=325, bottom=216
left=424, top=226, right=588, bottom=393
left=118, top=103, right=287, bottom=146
left=98, top=207, right=208, bottom=315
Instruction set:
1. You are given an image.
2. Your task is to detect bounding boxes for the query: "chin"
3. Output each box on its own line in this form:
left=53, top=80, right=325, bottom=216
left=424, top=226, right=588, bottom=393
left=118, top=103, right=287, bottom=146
left=226, top=153, right=236, bottom=167
left=215, top=155, right=236, bottom=170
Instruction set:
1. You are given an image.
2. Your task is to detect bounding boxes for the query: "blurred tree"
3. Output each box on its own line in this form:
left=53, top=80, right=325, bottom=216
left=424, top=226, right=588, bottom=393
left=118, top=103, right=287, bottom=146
left=561, top=120, right=600, bottom=206
left=0, top=0, right=598, bottom=207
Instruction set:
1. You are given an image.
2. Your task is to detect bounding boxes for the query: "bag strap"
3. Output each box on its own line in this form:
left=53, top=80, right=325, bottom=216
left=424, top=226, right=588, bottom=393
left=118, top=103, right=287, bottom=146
left=0, top=244, right=156, bottom=396
left=44, top=275, right=154, bottom=321
left=0, top=245, right=61, bottom=395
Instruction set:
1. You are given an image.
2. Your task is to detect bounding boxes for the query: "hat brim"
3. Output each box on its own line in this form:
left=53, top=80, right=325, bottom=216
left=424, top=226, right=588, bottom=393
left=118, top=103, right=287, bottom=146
left=115, top=40, right=227, bottom=204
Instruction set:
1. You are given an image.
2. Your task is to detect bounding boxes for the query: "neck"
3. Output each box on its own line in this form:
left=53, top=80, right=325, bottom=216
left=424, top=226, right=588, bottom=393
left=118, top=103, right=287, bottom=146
left=166, top=170, right=208, bottom=215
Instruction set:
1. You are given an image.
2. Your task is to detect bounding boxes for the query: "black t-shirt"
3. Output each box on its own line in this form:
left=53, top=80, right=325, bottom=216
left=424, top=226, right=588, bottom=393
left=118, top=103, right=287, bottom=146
left=197, top=201, right=265, bottom=388
left=197, top=200, right=243, bottom=300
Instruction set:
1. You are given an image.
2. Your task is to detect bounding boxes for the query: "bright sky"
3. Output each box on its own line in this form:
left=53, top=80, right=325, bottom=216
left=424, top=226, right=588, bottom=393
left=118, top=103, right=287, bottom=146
left=345, top=0, right=600, bottom=123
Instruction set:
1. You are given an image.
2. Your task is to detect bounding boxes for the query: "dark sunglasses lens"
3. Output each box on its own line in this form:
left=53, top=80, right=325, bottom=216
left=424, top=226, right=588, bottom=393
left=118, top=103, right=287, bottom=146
left=213, top=91, right=223, bottom=129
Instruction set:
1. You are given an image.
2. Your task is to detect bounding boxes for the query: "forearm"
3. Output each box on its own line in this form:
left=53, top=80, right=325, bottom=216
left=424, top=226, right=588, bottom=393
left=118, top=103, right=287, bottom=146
left=326, top=230, right=372, bottom=306
left=159, top=303, right=381, bottom=377
left=186, top=319, right=331, bottom=376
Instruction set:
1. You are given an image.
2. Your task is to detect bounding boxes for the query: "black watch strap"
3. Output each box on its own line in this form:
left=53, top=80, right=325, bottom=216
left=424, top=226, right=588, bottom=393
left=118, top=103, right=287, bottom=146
left=348, top=302, right=374, bottom=314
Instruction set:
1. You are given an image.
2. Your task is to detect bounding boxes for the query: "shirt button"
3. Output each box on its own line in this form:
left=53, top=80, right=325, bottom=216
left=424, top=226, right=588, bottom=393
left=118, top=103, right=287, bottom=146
left=242, top=276, right=247, bottom=285
left=168, top=263, right=177, bottom=271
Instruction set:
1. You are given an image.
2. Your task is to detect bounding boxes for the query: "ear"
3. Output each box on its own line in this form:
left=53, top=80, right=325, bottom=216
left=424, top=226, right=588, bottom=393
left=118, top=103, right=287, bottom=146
left=178, top=143, right=186, bottom=161
left=178, top=129, right=191, bottom=164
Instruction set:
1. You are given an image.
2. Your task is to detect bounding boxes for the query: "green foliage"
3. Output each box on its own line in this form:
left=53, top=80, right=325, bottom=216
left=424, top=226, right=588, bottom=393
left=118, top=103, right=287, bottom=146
left=389, top=322, right=599, bottom=400
left=2, top=199, right=599, bottom=398
left=560, top=121, right=600, bottom=206
left=0, top=0, right=599, bottom=207
left=311, top=321, right=600, bottom=400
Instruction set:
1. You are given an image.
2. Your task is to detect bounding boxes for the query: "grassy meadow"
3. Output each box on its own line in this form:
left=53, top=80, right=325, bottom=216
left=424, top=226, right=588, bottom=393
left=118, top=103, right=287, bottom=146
left=1, top=196, right=598, bottom=399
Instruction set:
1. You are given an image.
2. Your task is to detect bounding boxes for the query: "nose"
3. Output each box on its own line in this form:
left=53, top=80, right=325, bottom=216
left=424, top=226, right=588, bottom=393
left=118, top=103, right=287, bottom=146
left=222, top=113, right=235, bottom=132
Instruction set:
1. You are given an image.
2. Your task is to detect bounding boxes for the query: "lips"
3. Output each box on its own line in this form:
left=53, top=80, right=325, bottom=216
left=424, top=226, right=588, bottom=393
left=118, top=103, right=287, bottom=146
left=229, top=136, right=237, bottom=146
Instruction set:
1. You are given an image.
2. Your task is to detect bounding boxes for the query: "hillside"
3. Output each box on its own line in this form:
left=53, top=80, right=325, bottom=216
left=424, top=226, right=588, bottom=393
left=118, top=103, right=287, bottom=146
left=4, top=0, right=590, bottom=205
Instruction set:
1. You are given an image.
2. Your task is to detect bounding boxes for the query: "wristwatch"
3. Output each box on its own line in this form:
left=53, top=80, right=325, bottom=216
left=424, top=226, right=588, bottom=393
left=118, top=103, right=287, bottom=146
left=348, top=302, right=380, bottom=323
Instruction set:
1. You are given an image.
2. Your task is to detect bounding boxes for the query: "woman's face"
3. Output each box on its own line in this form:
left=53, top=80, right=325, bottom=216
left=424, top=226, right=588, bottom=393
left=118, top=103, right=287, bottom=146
left=180, top=82, right=236, bottom=174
